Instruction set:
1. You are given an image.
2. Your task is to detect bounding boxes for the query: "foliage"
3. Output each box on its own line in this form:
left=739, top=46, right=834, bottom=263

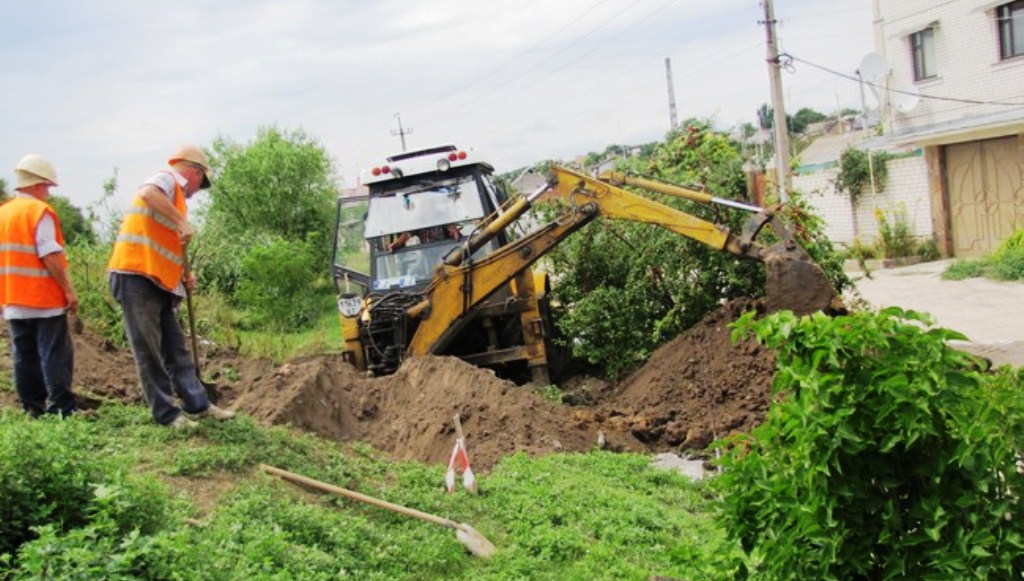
left=191, top=127, right=338, bottom=335
left=84, top=168, right=124, bottom=245
left=842, top=237, right=879, bottom=261
left=874, top=204, right=916, bottom=258
left=0, top=177, right=8, bottom=201
left=834, top=147, right=892, bottom=204
left=943, top=258, right=989, bottom=280
left=541, top=123, right=847, bottom=378
left=942, top=230, right=1024, bottom=281
left=66, top=244, right=125, bottom=347
left=203, top=126, right=337, bottom=276
left=771, top=189, right=852, bottom=296
left=236, top=235, right=332, bottom=332
left=0, top=405, right=740, bottom=580
left=755, top=104, right=830, bottom=134
left=717, top=308, right=1024, bottom=579
left=916, top=238, right=940, bottom=261
left=48, top=195, right=96, bottom=246
left=545, top=123, right=764, bottom=378
left=0, top=413, right=175, bottom=560
left=790, top=107, right=828, bottom=134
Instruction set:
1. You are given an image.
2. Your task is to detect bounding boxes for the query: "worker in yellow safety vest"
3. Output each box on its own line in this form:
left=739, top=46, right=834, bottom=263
left=0, top=154, right=79, bottom=417
left=108, top=145, right=235, bottom=429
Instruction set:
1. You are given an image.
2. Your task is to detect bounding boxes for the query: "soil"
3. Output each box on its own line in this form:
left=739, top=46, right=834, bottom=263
left=0, top=298, right=776, bottom=471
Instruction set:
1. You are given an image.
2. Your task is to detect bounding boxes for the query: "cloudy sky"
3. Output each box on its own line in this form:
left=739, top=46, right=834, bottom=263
left=1, top=0, right=875, bottom=211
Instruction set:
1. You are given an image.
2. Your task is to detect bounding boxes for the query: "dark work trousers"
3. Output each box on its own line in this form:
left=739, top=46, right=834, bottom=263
left=8, top=314, right=76, bottom=416
left=110, top=272, right=209, bottom=425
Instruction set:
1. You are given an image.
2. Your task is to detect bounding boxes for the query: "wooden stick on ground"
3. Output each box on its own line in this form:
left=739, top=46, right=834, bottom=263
left=259, top=464, right=497, bottom=559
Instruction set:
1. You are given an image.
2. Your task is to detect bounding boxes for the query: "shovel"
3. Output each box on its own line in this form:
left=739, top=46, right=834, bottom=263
left=182, top=252, right=219, bottom=402
left=259, top=464, right=497, bottom=559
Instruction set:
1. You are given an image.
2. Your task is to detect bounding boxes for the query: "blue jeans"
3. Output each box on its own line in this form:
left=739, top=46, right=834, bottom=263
left=110, top=273, right=209, bottom=425
left=8, top=314, right=76, bottom=417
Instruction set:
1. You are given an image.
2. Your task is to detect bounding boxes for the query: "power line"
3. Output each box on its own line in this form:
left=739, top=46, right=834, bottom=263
left=781, top=53, right=1024, bottom=107
left=421, top=0, right=660, bottom=124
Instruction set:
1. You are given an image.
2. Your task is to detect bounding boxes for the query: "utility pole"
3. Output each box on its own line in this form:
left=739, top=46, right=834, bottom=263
left=665, top=57, right=679, bottom=131
left=392, top=113, right=413, bottom=152
left=761, top=0, right=790, bottom=202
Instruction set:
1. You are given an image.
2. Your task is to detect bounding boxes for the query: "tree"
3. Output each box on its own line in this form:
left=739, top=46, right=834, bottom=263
left=197, top=127, right=339, bottom=325
left=0, top=178, right=8, bottom=202
left=205, top=127, right=338, bottom=242
left=545, top=122, right=764, bottom=378
left=790, top=107, right=828, bottom=134
left=48, top=195, right=96, bottom=246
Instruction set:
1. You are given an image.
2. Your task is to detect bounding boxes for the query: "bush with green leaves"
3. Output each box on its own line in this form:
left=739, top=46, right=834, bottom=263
left=716, top=308, right=1024, bottom=579
left=236, top=235, right=333, bottom=331
left=943, top=229, right=1024, bottom=281
left=0, top=414, right=174, bottom=562
left=66, top=243, right=125, bottom=347
left=874, top=205, right=916, bottom=258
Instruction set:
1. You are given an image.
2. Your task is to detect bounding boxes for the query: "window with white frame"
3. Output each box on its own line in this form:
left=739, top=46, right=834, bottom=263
left=911, top=27, right=937, bottom=80
left=998, top=0, right=1024, bottom=60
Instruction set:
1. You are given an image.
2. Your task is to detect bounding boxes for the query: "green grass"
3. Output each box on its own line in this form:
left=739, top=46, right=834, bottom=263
left=0, top=405, right=742, bottom=580
left=943, top=233, right=1024, bottom=281
left=236, top=308, right=343, bottom=362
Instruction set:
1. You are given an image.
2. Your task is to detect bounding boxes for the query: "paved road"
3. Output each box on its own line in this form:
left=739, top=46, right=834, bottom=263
left=846, top=259, right=1024, bottom=367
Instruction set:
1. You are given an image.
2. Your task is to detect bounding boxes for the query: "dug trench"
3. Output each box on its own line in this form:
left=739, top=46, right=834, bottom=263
left=0, top=298, right=775, bottom=471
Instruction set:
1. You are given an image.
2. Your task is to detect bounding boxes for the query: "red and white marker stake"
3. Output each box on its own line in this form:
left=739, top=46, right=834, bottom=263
left=445, top=414, right=478, bottom=494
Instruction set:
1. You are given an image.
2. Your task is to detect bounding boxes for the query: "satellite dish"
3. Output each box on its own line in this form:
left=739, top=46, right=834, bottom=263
left=858, top=52, right=888, bottom=84
left=892, top=85, right=921, bottom=113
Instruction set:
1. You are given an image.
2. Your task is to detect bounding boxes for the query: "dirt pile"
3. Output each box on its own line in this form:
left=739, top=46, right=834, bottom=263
left=0, top=299, right=777, bottom=471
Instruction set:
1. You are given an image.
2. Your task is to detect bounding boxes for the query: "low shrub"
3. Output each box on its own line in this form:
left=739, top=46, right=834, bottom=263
left=716, top=308, right=1024, bottom=578
left=875, top=205, right=916, bottom=258
left=236, top=235, right=333, bottom=332
left=0, top=414, right=176, bottom=565
left=916, top=238, right=940, bottom=261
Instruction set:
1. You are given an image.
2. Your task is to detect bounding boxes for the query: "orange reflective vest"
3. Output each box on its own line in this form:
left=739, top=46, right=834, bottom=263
left=0, top=197, right=68, bottom=309
left=108, top=175, right=187, bottom=292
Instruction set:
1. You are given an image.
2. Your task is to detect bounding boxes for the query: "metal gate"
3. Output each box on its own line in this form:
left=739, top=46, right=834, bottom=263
left=945, top=136, right=1024, bottom=257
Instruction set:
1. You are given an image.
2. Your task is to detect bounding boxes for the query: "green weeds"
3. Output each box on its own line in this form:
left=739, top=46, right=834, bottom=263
left=0, top=405, right=738, bottom=580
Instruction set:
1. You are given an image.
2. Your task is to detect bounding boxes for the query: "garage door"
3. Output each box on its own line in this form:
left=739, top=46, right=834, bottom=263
left=945, top=136, right=1024, bottom=257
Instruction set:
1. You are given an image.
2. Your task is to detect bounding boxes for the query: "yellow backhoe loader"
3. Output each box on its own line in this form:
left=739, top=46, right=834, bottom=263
left=331, top=145, right=835, bottom=383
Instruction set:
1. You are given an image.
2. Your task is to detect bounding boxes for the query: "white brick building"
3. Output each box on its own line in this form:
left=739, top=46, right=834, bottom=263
left=793, top=133, right=931, bottom=248
left=875, top=0, right=1024, bottom=256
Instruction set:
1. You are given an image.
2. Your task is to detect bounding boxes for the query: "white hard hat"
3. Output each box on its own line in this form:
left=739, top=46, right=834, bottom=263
left=168, top=144, right=212, bottom=189
left=14, top=154, right=59, bottom=189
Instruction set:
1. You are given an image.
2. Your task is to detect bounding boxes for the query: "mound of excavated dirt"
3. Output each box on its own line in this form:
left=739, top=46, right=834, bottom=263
left=592, top=298, right=774, bottom=451
left=0, top=299, right=776, bottom=471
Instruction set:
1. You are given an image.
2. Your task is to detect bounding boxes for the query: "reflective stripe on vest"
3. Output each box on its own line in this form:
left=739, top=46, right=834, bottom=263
left=107, top=177, right=187, bottom=292
left=0, top=197, right=68, bottom=309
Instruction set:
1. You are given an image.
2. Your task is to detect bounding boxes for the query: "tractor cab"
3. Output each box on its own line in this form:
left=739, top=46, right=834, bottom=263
left=332, top=145, right=510, bottom=296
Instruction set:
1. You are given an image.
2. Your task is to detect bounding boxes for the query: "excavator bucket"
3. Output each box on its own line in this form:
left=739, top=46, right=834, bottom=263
left=738, top=209, right=837, bottom=316
left=762, top=244, right=836, bottom=316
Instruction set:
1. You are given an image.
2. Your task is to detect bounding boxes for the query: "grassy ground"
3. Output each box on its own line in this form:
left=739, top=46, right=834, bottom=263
left=0, top=407, right=742, bottom=580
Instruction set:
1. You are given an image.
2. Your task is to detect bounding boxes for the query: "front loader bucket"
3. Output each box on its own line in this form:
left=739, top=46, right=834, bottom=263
left=762, top=244, right=835, bottom=316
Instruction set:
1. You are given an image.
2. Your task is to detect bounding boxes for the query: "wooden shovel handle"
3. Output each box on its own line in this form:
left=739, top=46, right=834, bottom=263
left=182, top=252, right=202, bottom=375
left=259, top=464, right=457, bottom=529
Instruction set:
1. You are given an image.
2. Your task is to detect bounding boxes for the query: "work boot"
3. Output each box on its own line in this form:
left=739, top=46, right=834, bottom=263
left=169, top=415, right=199, bottom=430
left=195, top=404, right=235, bottom=421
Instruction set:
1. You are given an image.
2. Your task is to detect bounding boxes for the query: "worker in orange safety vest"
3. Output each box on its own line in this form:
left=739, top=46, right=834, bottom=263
left=0, top=154, right=79, bottom=417
left=108, top=145, right=235, bottom=429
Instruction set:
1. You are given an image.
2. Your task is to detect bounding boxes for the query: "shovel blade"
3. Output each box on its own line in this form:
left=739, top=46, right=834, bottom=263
left=456, top=523, right=497, bottom=559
